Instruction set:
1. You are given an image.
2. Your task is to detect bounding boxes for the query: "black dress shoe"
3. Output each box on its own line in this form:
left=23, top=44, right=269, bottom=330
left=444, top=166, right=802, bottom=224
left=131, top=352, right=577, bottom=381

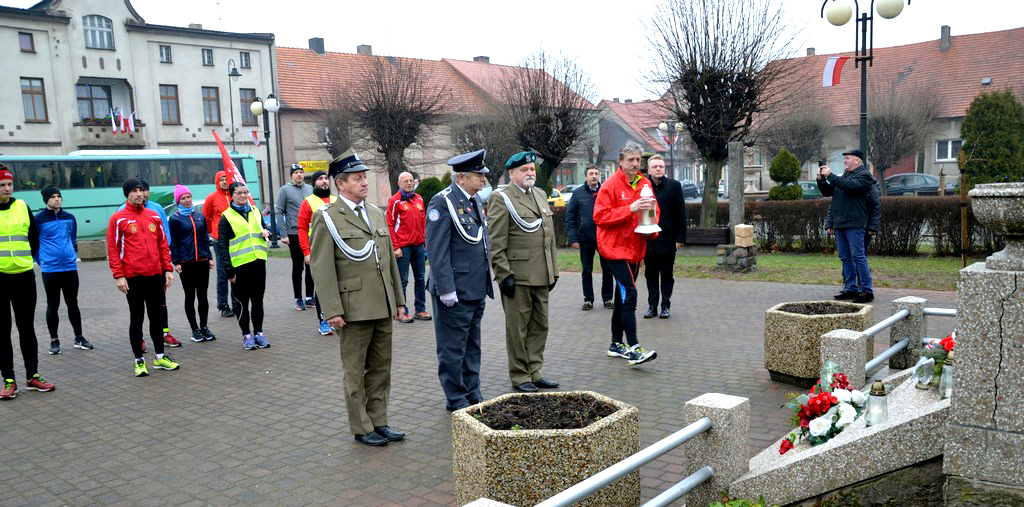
left=643, top=306, right=657, bottom=319
left=513, top=382, right=538, bottom=392
left=853, top=292, right=875, bottom=303
left=581, top=301, right=593, bottom=311
left=534, top=378, right=559, bottom=389
left=354, top=432, right=388, bottom=446
left=833, top=292, right=858, bottom=300
left=659, top=307, right=670, bottom=319
left=220, top=308, right=235, bottom=317
left=374, top=425, right=405, bottom=441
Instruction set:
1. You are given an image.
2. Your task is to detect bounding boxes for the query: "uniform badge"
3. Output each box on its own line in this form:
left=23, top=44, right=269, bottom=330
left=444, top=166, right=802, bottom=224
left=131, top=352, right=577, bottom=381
left=128, top=224, right=138, bottom=234
left=428, top=209, right=440, bottom=222
left=148, top=223, right=157, bottom=232
left=458, top=209, right=464, bottom=214
left=415, top=203, right=423, bottom=210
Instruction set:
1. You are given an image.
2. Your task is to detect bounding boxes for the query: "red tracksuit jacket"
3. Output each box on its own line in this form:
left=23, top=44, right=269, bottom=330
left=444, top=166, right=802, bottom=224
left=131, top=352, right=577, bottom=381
left=593, top=169, right=660, bottom=263
left=107, top=202, right=173, bottom=279
left=385, top=191, right=426, bottom=248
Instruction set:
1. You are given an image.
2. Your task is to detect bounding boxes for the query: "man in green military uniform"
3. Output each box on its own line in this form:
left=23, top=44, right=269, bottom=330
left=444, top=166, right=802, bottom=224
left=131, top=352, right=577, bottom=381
left=309, top=150, right=406, bottom=447
left=487, top=151, right=559, bottom=392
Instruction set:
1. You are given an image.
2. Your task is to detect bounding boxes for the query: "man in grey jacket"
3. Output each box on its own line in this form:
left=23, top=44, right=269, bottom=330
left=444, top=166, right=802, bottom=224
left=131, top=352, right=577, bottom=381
left=276, top=164, right=314, bottom=311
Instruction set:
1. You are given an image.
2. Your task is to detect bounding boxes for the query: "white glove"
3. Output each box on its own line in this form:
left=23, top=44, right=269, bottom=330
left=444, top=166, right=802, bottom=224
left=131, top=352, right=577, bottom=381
left=440, top=291, right=459, bottom=307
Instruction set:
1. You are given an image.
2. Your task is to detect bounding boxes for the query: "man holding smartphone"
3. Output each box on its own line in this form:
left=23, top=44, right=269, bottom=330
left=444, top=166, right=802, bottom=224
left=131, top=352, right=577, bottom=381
left=817, top=150, right=875, bottom=304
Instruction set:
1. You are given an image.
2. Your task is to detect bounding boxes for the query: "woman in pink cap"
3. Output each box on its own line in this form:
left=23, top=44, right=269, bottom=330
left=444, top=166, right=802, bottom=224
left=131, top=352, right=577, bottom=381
left=168, top=184, right=216, bottom=343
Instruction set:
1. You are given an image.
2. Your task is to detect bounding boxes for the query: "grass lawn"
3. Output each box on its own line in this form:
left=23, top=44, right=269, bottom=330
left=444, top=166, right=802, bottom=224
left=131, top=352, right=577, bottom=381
left=274, top=243, right=973, bottom=292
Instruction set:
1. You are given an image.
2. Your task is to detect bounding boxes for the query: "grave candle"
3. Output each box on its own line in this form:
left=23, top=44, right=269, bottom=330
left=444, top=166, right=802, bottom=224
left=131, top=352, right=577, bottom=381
left=939, top=350, right=955, bottom=399
left=865, top=381, right=887, bottom=426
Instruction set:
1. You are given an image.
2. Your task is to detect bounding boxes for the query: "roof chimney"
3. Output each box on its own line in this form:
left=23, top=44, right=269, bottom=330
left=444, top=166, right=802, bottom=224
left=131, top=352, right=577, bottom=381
left=624, top=99, right=632, bottom=104
left=612, top=97, right=619, bottom=103
left=473, top=56, right=490, bottom=63
left=308, top=37, right=324, bottom=55
left=807, top=47, right=815, bottom=56
left=940, top=25, right=951, bottom=52
left=356, top=44, right=372, bottom=56
left=188, top=23, right=203, bottom=29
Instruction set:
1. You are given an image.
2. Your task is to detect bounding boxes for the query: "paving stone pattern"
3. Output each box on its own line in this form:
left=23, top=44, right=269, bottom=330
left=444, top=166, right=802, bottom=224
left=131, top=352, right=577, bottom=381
left=1, top=258, right=955, bottom=506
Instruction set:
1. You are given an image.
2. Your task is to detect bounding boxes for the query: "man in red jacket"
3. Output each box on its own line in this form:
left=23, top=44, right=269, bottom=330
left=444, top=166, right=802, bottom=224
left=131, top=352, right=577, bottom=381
left=202, top=171, right=236, bottom=317
left=108, top=178, right=180, bottom=377
left=594, top=140, right=659, bottom=366
left=386, top=171, right=430, bottom=323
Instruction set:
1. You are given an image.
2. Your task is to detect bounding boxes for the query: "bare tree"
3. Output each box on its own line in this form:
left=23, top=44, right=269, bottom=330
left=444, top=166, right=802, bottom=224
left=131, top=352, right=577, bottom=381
left=314, top=85, right=354, bottom=158
left=498, top=49, right=599, bottom=187
left=327, top=56, right=451, bottom=193
left=868, top=79, right=940, bottom=193
left=758, top=99, right=832, bottom=166
left=451, top=116, right=519, bottom=188
left=646, top=0, right=800, bottom=227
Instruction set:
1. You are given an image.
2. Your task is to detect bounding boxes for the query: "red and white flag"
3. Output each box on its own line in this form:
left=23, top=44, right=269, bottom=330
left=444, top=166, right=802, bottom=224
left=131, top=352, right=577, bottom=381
left=110, top=109, right=118, bottom=133
left=120, top=113, right=128, bottom=134
left=212, top=130, right=255, bottom=206
left=127, top=111, right=136, bottom=133
left=250, top=130, right=260, bottom=147
left=822, top=56, right=850, bottom=87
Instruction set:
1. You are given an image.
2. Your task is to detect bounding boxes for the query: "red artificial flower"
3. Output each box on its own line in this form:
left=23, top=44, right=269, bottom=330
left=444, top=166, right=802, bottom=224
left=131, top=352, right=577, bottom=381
left=830, top=373, right=850, bottom=390
left=779, top=439, right=794, bottom=454
left=806, top=392, right=838, bottom=417
left=940, top=335, right=955, bottom=352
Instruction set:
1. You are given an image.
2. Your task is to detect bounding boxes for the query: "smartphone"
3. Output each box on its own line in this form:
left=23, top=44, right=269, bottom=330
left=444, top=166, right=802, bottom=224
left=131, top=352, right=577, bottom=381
left=817, top=160, right=826, bottom=168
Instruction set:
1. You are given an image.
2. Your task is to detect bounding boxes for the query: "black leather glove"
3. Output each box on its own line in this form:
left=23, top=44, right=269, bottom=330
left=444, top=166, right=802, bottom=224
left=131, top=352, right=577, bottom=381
left=548, top=277, right=558, bottom=292
left=499, top=275, right=515, bottom=299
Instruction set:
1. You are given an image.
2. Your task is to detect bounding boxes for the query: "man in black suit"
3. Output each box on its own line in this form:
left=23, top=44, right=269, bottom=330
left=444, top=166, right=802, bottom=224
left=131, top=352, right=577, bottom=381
left=643, top=155, right=686, bottom=319
left=425, top=149, right=493, bottom=411
left=567, top=165, right=613, bottom=310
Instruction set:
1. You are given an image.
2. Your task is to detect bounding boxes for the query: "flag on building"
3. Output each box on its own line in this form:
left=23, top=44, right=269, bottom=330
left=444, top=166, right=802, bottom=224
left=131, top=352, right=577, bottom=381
left=822, top=56, right=850, bottom=87
left=212, top=130, right=254, bottom=206
left=250, top=130, right=260, bottom=147
left=127, top=111, right=136, bottom=133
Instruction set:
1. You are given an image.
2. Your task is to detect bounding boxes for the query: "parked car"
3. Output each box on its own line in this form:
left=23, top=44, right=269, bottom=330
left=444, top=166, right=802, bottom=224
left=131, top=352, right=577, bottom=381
left=718, top=180, right=726, bottom=197
left=477, top=184, right=495, bottom=203
left=884, top=173, right=940, bottom=196
left=799, top=180, right=822, bottom=199
left=548, top=188, right=566, bottom=207
left=679, top=179, right=699, bottom=199
left=561, top=184, right=581, bottom=205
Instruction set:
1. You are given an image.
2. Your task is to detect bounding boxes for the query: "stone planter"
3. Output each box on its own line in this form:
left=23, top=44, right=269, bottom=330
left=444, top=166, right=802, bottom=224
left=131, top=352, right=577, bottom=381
left=969, top=182, right=1024, bottom=271
left=764, top=301, right=873, bottom=386
left=452, top=390, right=640, bottom=507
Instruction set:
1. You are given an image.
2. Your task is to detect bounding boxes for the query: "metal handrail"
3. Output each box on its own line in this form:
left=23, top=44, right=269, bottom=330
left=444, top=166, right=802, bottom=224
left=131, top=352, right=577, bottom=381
left=642, top=466, right=714, bottom=507
left=535, top=417, right=713, bottom=507
left=863, top=309, right=910, bottom=337
left=865, top=338, right=909, bottom=372
left=923, top=307, right=956, bottom=317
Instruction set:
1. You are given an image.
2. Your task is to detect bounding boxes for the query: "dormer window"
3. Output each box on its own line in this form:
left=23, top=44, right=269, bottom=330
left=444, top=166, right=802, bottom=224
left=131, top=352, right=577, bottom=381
left=83, top=15, right=114, bottom=50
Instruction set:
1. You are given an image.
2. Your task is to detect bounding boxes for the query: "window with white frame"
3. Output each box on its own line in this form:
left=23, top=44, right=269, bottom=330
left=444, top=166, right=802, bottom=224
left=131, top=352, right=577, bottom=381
left=202, top=48, right=213, bottom=66
left=159, top=45, right=172, bottom=63
left=239, top=51, right=250, bottom=68
left=936, top=139, right=962, bottom=161
left=83, top=15, right=114, bottom=49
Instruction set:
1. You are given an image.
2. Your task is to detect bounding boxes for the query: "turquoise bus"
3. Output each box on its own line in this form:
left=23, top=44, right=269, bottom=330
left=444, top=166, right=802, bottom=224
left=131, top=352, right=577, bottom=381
left=0, top=151, right=263, bottom=239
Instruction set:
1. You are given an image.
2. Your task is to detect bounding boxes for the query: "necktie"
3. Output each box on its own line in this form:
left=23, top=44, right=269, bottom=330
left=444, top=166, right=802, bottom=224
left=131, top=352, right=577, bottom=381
left=355, top=204, right=369, bottom=229
left=469, top=198, right=480, bottom=221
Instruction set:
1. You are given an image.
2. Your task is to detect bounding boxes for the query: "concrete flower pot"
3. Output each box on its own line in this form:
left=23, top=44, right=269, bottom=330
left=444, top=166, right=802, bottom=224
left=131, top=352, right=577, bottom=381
left=969, top=182, right=1024, bottom=271
left=764, top=301, right=873, bottom=386
left=452, top=390, right=640, bottom=507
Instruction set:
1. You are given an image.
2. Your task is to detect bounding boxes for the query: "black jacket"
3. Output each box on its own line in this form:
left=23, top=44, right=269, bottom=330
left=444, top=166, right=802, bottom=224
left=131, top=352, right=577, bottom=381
left=566, top=183, right=600, bottom=244
left=818, top=165, right=874, bottom=229
left=169, top=210, right=212, bottom=265
left=826, top=178, right=881, bottom=232
left=646, top=177, right=687, bottom=253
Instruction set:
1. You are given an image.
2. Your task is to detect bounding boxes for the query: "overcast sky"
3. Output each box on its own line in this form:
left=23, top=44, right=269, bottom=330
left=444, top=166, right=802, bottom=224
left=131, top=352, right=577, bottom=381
left=10, top=0, right=1022, bottom=102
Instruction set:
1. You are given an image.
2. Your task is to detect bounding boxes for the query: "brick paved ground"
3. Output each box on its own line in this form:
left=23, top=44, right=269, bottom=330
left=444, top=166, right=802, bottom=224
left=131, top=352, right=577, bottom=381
left=1, top=257, right=956, bottom=506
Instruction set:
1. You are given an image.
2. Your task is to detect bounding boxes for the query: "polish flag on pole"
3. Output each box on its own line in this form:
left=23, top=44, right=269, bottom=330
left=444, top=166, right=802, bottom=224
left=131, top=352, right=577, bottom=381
left=822, top=56, right=850, bottom=87
left=110, top=109, right=118, bottom=133
left=127, top=111, right=136, bottom=133
left=212, top=130, right=254, bottom=206
left=250, top=130, right=260, bottom=147
left=120, top=113, right=128, bottom=134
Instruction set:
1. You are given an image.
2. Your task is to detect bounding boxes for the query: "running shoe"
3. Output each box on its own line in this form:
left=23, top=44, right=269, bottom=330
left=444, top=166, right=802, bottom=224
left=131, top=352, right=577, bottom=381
left=25, top=374, right=55, bottom=392
left=1, top=379, right=17, bottom=400
left=152, top=355, right=180, bottom=371
left=294, top=298, right=306, bottom=311
left=74, top=336, right=93, bottom=350
left=607, top=342, right=630, bottom=359
left=220, top=308, right=235, bottom=318
left=49, top=340, right=61, bottom=355
left=243, top=333, right=257, bottom=350
left=134, top=359, right=149, bottom=377
left=319, top=321, right=334, bottom=336
left=191, top=329, right=206, bottom=343
left=304, top=297, right=315, bottom=306
left=414, top=311, right=432, bottom=321
left=201, top=327, right=216, bottom=341
left=254, top=331, right=270, bottom=348
left=163, top=333, right=182, bottom=347
left=627, top=345, right=657, bottom=366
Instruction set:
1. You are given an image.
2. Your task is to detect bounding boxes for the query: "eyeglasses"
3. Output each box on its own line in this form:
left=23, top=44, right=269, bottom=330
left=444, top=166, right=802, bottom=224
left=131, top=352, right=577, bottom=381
left=233, top=190, right=250, bottom=196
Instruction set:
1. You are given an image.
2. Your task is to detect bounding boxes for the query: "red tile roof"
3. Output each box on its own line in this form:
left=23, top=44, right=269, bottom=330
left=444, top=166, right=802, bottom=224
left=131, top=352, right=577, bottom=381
left=275, top=47, right=493, bottom=115
left=772, top=26, right=1024, bottom=126
left=443, top=58, right=597, bottom=110
left=600, top=99, right=673, bottom=151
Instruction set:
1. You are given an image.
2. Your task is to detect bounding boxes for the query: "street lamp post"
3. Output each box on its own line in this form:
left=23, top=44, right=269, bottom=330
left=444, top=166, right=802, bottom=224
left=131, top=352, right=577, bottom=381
left=249, top=93, right=281, bottom=248
left=226, top=59, right=242, bottom=152
left=658, top=121, right=684, bottom=180
left=821, top=0, right=910, bottom=163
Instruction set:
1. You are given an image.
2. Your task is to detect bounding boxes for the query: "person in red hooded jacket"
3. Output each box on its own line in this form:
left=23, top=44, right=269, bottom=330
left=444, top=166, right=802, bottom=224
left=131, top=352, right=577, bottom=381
left=593, top=140, right=659, bottom=367
left=202, top=171, right=236, bottom=317
left=108, top=178, right=180, bottom=377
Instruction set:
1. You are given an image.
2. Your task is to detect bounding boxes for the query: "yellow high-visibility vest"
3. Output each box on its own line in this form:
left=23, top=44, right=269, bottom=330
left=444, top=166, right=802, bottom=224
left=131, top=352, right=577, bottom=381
left=223, top=207, right=267, bottom=267
left=0, top=199, right=33, bottom=274
left=305, top=194, right=336, bottom=237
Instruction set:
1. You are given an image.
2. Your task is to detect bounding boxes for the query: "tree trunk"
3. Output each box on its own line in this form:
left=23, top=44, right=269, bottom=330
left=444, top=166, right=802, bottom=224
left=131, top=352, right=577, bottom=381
left=699, top=158, right=725, bottom=227
left=385, top=149, right=405, bottom=194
